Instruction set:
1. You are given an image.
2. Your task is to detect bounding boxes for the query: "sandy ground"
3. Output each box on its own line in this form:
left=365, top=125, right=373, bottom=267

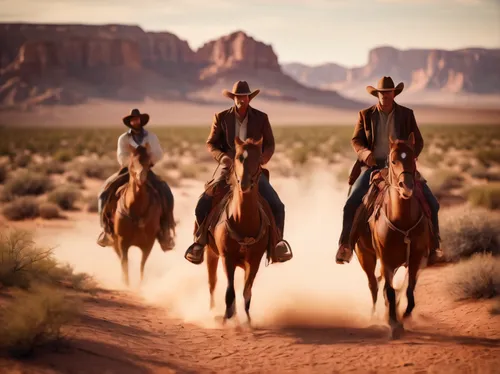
left=2, top=98, right=500, bottom=127
left=1, top=168, right=499, bottom=373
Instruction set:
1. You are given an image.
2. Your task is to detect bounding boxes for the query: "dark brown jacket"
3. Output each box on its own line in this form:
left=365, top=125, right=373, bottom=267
left=348, top=102, right=424, bottom=184
left=206, top=106, right=275, bottom=164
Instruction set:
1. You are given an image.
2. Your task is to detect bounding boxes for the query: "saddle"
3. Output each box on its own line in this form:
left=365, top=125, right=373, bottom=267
left=349, top=168, right=432, bottom=249
left=199, top=177, right=278, bottom=263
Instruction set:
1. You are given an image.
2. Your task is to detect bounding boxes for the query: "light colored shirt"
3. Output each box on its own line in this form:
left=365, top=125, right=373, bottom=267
left=117, top=129, right=163, bottom=167
left=235, top=110, right=248, bottom=140
left=372, top=106, right=396, bottom=160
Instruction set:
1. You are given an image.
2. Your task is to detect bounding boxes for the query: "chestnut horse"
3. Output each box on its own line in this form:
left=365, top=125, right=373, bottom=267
left=354, top=132, right=432, bottom=337
left=113, top=144, right=163, bottom=286
left=205, top=136, right=276, bottom=324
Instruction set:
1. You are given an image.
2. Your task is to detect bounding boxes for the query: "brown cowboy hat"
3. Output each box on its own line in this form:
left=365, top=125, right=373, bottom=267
left=366, top=76, right=404, bottom=97
left=222, top=80, right=260, bottom=100
left=122, top=108, right=150, bottom=128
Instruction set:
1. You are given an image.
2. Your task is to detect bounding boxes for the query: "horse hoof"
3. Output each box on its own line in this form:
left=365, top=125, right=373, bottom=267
left=390, top=322, right=405, bottom=340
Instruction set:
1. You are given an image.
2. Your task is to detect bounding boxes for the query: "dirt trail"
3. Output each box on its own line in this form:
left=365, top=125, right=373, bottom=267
left=1, top=168, right=499, bottom=373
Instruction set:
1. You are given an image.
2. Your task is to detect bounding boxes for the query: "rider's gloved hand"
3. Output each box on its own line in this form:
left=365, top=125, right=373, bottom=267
left=220, top=155, right=233, bottom=167
left=359, top=149, right=376, bottom=167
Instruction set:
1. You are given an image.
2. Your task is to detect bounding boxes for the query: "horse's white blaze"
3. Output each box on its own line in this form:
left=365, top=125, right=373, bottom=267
left=401, top=152, right=407, bottom=159
left=243, top=150, right=248, bottom=160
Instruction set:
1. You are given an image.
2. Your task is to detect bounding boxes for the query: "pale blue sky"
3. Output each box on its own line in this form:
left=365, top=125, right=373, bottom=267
left=1, top=0, right=499, bottom=66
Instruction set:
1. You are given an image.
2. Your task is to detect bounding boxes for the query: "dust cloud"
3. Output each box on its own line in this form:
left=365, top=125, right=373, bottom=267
left=38, top=165, right=407, bottom=330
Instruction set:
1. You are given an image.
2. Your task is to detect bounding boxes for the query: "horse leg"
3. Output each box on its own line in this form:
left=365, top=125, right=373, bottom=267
left=356, top=243, right=378, bottom=316
left=117, top=239, right=130, bottom=287
left=206, top=246, right=219, bottom=310
left=222, top=257, right=237, bottom=322
left=382, top=264, right=403, bottom=337
left=140, top=243, right=154, bottom=285
left=403, top=253, right=421, bottom=319
left=243, top=259, right=261, bottom=325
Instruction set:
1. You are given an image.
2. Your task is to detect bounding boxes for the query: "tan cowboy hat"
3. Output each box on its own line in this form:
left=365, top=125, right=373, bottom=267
left=123, top=108, right=150, bottom=129
left=222, top=80, right=260, bottom=100
left=366, top=76, right=404, bottom=97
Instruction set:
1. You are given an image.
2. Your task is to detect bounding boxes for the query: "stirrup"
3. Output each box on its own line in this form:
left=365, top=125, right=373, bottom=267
left=184, top=243, right=205, bottom=265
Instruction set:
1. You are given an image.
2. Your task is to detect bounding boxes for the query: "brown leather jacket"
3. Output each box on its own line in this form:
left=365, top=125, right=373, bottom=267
left=206, top=105, right=275, bottom=164
left=348, top=102, right=424, bottom=185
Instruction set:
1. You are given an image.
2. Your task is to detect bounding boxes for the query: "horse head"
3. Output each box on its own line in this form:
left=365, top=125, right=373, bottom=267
left=388, top=132, right=417, bottom=200
left=127, top=143, right=152, bottom=186
left=233, top=136, right=263, bottom=194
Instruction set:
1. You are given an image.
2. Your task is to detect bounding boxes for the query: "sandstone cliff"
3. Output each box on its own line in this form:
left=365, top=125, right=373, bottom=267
left=0, top=24, right=362, bottom=110
left=283, top=46, right=500, bottom=95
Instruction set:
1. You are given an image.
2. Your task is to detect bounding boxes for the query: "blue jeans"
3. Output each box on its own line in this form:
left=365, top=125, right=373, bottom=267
left=338, top=167, right=440, bottom=246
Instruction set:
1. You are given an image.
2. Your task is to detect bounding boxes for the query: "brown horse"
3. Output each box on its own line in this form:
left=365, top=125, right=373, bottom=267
left=112, top=144, right=163, bottom=286
left=205, top=136, right=276, bottom=324
left=354, top=132, right=432, bottom=337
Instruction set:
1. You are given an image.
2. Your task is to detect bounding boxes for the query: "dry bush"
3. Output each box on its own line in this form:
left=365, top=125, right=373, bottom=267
left=47, top=184, right=82, bottom=210
left=66, top=172, right=84, bottom=186
left=178, top=164, right=202, bottom=179
left=39, top=202, right=61, bottom=219
left=2, top=197, right=40, bottom=221
left=76, top=158, right=117, bottom=180
left=288, top=146, right=309, bottom=166
left=52, top=149, right=74, bottom=163
left=13, top=154, right=31, bottom=168
left=475, top=148, right=500, bottom=167
left=2, top=170, right=53, bottom=199
left=0, top=285, right=81, bottom=357
left=447, top=253, right=500, bottom=300
left=468, top=183, right=500, bottom=210
left=426, top=169, right=463, bottom=192
left=29, top=160, right=66, bottom=175
left=0, top=229, right=55, bottom=288
left=440, top=207, right=500, bottom=262
left=85, top=195, right=98, bottom=213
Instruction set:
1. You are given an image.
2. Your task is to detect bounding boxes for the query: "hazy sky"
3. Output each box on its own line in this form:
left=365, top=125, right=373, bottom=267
left=1, top=0, right=499, bottom=66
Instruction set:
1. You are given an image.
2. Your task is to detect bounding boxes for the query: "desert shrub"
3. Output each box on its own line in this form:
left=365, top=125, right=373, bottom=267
left=468, top=183, right=500, bottom=210
left=47, top=185, right=82, bottom=210
left=179, top=164, right=201, bottom=179
left=29, top=160, right=66, bottom=175
left=0, top=285, right=80, bottom=357
left=85, top=195, right=98, bottom=213
left=38, top=202, right=61, bottom=219
left=475, top=148, right=500, bottom=167
left=66, top=172, right=84, bottom=185
left=2, top=170, right=53, bottom=198
left=52, top=149, right=74, bottom=163
left=0, top=229, right=97, bottom=291
left=426, top=169, right=463, bottom=192
left=13, top=153, right=31, bottom=168
left=2, top=197, right=40, bottom=221
left=0, top=164, right=6, bottom=184
left=76, top=158, right=117, bottom=180
left=447, top=253, right=500, bottom=300
left=440, top=207, right=500, bottom=262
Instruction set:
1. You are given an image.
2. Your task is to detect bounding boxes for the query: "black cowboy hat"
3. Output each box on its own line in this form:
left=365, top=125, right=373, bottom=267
left=222, top=80, right=260, bottom=100
left=122, top=108, right=150, bottom=128
left=366, top=76, right=404, bottom=97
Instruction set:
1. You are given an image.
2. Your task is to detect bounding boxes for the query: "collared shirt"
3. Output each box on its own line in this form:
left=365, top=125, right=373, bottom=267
left=117, top=129, right=163, bottom=167
left=235, top=109, right=248, bottom=140
left=372, top=105, right=396, bottom=160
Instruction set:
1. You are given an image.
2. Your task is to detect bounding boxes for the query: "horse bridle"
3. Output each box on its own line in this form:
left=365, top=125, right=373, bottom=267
left=234, top=163, right=262, bottom=190
left=388, top=148, right=416, bottom=188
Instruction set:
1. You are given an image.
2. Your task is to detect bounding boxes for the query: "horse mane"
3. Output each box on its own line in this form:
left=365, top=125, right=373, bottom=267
left=132, top=145, right=151, bottom=165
